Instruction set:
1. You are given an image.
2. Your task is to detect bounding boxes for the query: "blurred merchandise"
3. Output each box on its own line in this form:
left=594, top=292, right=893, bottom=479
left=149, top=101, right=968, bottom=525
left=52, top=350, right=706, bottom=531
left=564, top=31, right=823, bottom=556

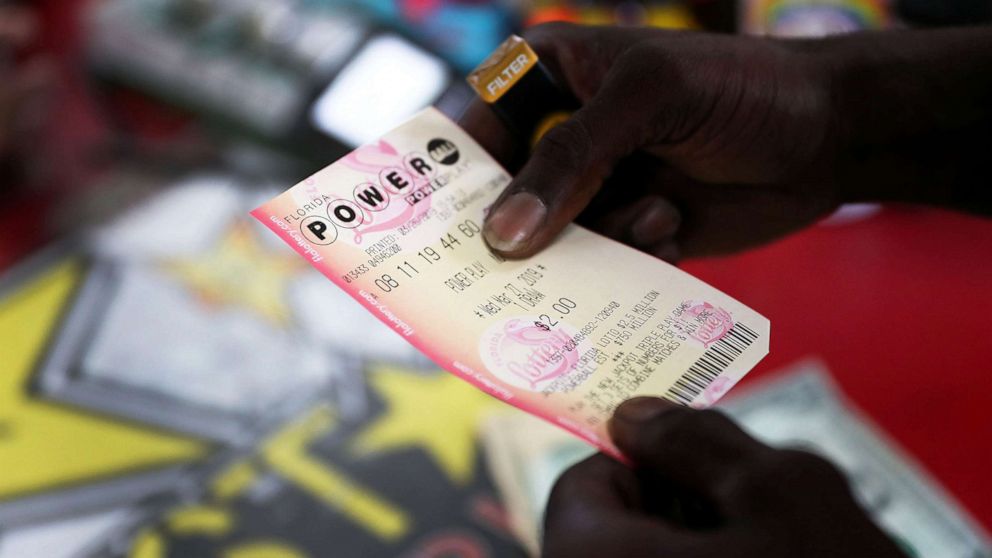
left=0, top=506, right=146, bottom=558
left=482, top=360, right=992, bottom=557
left=32, top=175, right=427, bottom=445
left=307, top=33, right=450, bottom=146
left=0, top=173, right=530, bottom=556
left=741, top=0, right=890, bottom=36
left=88, top=383, right=522, bottom=557
left=522, top=0, right=700, bottom=28
left=85, top=0, right=457, bottom=163
left=327, top=0, right=515, bottom=71
left=0, top=249, right=208, bottom=528
left=0, top=2, right=58, bottom=263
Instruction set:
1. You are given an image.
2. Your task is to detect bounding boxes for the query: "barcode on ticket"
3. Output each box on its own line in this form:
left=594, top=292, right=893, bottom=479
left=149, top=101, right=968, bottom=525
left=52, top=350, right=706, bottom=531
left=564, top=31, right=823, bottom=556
left=664, top=323, right=760, bottom=405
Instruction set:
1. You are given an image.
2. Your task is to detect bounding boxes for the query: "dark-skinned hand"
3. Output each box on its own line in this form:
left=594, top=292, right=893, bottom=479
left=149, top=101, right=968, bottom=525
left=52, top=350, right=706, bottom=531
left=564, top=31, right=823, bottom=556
left=458, top=23, right=992, bottom=261
left=542, top=397, right=908, bottom=558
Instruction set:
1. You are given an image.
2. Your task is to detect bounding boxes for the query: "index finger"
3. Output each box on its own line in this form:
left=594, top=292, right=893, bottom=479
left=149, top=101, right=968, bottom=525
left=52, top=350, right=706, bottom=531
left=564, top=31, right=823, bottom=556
left=609, top=398, right=774, bottom=511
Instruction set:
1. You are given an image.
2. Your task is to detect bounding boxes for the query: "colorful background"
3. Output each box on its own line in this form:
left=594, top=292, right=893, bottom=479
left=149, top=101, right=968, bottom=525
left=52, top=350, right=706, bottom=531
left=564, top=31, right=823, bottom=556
left=1, top=0, right=990, bottom=556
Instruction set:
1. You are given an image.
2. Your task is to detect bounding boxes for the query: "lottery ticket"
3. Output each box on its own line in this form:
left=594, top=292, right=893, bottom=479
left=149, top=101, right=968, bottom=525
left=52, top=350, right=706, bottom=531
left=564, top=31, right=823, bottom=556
left=251, top=108, right=770, bottom=458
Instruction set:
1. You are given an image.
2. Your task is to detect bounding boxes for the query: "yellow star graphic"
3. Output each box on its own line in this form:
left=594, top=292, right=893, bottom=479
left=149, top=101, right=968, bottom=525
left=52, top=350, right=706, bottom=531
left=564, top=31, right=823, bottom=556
left=351, top=364, right=500, bottom=485
left=165, top=222, right=305, bottom=325
left=0, top=259, right=206, bottom=501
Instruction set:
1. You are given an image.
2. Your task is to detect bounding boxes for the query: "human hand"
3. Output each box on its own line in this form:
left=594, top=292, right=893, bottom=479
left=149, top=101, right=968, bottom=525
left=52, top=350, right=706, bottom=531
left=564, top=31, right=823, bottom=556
left=542, top=397, right=907, bottom=558
left=463, top=24, right=992, bottom=261
left=460, top=23, right=843, bottom=262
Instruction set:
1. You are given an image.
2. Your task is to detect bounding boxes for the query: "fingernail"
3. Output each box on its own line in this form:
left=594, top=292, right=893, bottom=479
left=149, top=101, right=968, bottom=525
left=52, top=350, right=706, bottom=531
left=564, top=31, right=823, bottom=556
left=612, top=397, right=675, bottom=424
left=483, top=192, right=547, bottom=253
left=629, top=198, right=680, bottom=246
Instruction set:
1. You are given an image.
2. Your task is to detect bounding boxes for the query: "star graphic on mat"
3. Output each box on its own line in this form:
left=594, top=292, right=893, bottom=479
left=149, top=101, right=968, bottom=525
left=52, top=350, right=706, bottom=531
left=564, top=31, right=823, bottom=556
left=351, top=364, right=500, bottom=485
left=165, top=222, right=305, bottom=325
left=0, top=260, right=206, bottom=503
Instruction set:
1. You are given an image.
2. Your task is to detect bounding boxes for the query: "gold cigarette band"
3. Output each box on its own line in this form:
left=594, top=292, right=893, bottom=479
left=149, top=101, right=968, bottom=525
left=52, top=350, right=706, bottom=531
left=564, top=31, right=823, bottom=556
left=466, top=35, right=539, bottom=103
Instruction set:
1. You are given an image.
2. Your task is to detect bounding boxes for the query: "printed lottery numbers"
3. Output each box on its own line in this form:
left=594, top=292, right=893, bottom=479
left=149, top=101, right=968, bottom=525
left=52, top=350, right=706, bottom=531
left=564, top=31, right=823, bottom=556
left=375, top=273, right=400, bottom=292
left=419, top=220, right=480, bottom=264
left=457, top=219, right=481, bottom=238
left=417, top=247, right=441, bottom=265
left=442, top=219, right=480, bottom=250
left=441, top=233, right=461, bottom=250
left=375, top=219, right=483, bottom=293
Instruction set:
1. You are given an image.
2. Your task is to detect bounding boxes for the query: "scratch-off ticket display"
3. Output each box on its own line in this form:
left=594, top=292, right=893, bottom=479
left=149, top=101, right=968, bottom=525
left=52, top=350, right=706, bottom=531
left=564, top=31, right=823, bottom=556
left=252, top=108, right=770, bottom=459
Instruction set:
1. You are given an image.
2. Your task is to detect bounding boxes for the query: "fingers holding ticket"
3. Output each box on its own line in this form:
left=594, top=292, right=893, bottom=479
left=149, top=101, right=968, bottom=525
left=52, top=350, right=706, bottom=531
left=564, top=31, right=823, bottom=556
left=462, top=25, right=842, bottom=262
left=251, top=107, right=768, bottom=459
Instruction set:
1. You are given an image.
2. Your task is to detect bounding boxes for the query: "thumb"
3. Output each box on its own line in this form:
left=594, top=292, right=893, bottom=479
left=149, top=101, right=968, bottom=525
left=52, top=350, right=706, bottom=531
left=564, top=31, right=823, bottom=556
left=608, top=397, right=771, bottom=504
left=481, top=92, right=640, bottom=258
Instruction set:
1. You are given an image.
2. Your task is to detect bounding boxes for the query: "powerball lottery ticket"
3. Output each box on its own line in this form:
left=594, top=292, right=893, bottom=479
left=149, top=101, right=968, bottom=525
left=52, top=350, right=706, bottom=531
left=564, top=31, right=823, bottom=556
left=252, top=108, right=770, bottom=459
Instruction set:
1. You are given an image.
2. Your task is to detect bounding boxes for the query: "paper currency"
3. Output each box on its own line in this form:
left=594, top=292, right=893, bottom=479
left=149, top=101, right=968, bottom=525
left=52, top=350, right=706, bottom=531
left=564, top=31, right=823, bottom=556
left=482, top=412, right=595, bottom=555
left=482, top=360, right=992, bottom=558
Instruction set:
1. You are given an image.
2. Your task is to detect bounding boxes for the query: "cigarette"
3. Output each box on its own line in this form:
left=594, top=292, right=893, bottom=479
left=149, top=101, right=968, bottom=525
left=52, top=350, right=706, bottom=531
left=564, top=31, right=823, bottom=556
left=467, top=35, right=579, bottom=147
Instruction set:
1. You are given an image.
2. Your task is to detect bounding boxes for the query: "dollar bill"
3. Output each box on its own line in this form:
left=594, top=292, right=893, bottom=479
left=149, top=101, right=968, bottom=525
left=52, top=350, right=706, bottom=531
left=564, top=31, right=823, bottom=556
left=482, top=412, right=595, bottom=555
left=481, top=360, right=992, bottom=557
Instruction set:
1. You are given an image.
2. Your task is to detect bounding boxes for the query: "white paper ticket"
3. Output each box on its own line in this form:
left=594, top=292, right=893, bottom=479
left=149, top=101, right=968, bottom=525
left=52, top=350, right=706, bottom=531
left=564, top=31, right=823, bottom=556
left=252, top=108, right=770, bottom=459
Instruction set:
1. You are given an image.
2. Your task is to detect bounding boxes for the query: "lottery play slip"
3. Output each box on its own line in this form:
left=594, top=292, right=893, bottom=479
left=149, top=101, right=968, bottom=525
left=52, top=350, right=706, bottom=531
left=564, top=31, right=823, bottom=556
left=252, top=108, right=770, bottom=459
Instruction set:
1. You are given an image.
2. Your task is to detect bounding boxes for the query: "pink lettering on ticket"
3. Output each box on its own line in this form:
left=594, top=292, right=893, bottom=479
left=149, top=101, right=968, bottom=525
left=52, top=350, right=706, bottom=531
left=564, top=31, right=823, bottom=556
left=251, top=108, right=770, bottom=459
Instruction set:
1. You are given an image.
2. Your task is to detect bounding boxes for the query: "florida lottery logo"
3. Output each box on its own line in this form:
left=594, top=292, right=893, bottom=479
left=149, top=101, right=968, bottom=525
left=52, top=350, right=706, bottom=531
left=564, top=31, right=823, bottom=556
left=480, top=316, right=581, bottom=392
left=294, top=137, right=460, bottom=246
